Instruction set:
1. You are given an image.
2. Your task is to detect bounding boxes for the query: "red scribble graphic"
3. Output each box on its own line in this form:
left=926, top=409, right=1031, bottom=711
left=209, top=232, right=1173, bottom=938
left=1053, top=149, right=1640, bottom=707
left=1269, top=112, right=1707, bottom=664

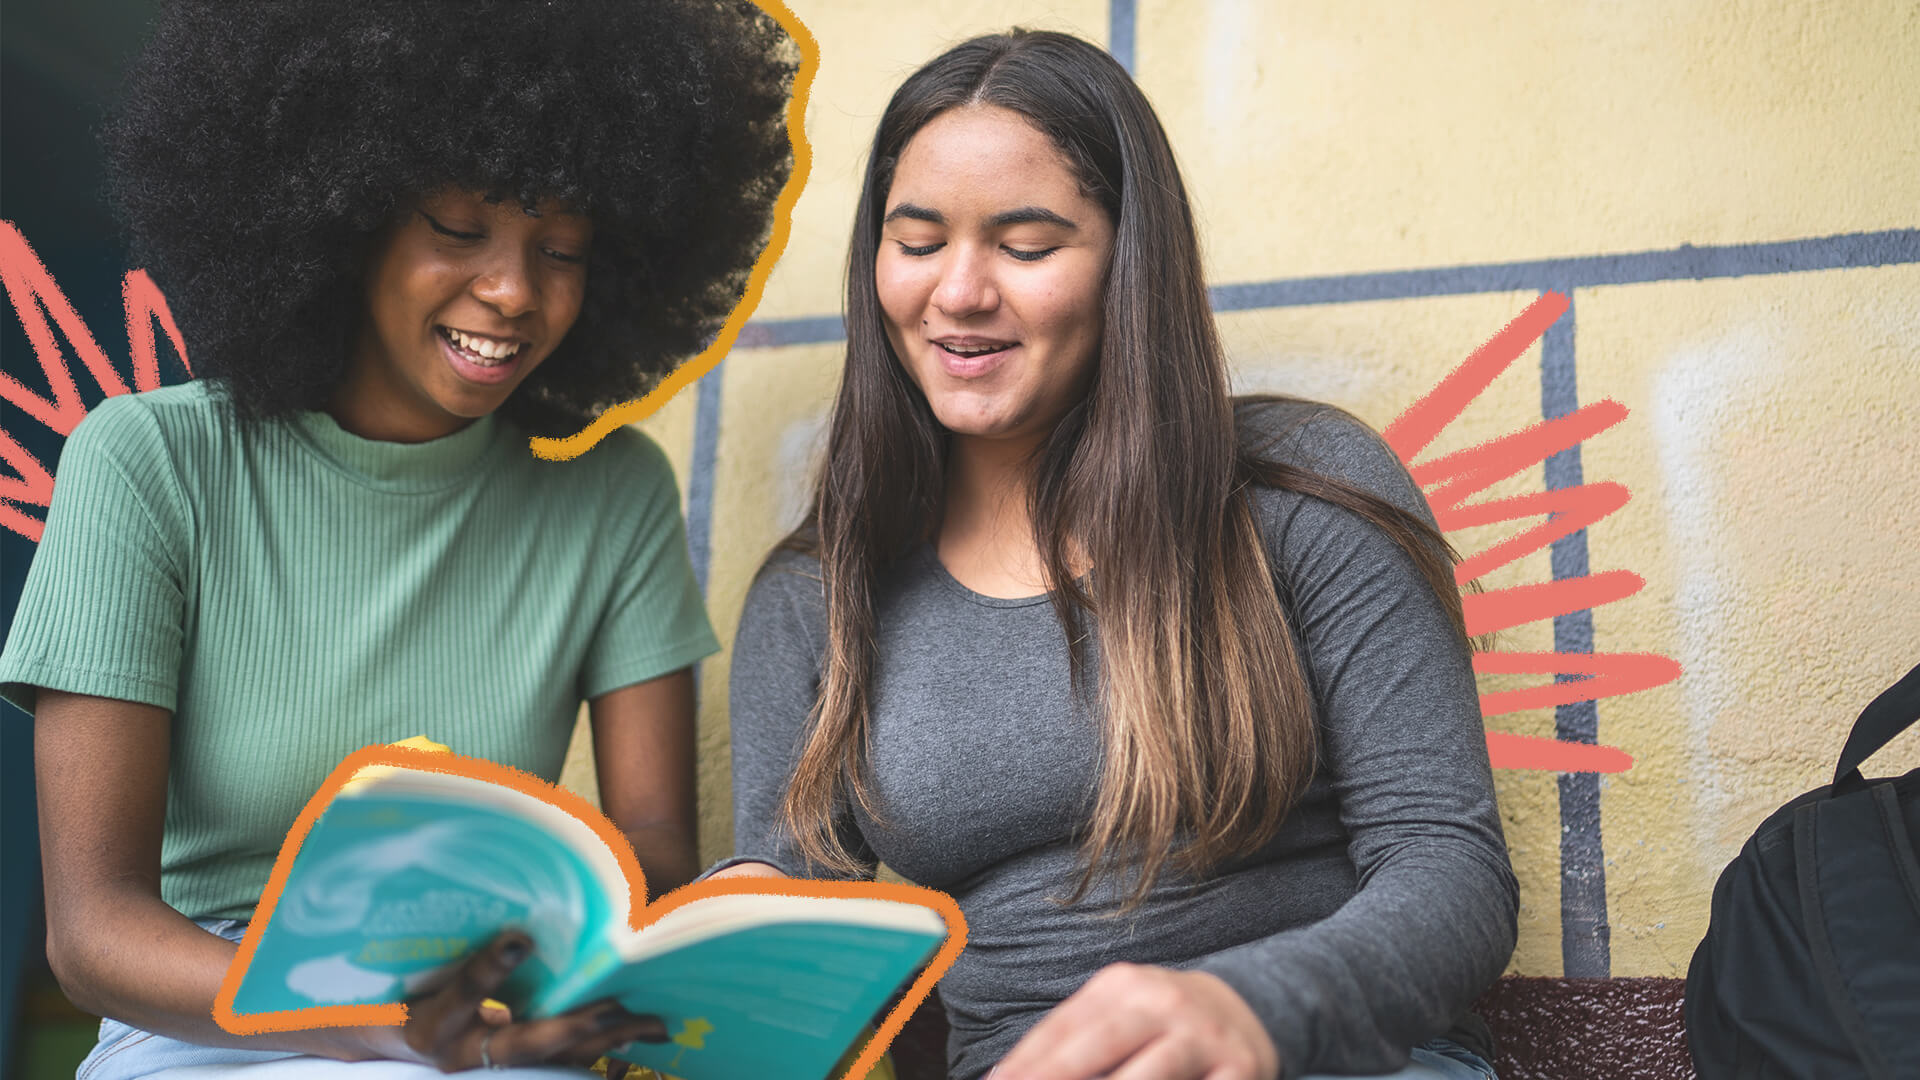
left=1, top=219, right=189, bottom=541
left=214, top=743, right=967, bottom=1080
left=1386, top=292, right=1681, bottom=774
left=1463, top=570, right=1643, bottom=639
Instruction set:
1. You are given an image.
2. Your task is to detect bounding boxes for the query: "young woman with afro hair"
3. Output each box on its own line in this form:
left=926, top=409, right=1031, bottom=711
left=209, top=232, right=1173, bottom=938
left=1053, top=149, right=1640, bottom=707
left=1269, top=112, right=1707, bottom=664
left=0, top=1, right=793, bottom=1075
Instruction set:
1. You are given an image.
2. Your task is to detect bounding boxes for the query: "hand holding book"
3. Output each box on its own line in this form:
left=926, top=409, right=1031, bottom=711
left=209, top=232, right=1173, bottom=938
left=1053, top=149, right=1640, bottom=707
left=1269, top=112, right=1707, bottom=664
left=215, top=745, right=965, bottom=1080
left=377, top=928, right=666, bottom=1072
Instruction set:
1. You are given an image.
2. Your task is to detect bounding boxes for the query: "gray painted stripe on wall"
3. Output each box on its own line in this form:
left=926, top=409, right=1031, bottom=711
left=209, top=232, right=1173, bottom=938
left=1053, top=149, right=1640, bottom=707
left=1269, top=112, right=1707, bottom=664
left=686, top=360, right=726, bottom=596
left=733, top=229, right=1920, bottom=349
left=735, top=314, right=846, bottom=350
left=1208, top=228, right=1920, bottom=310
left=1109, top=0, right=1138, bottom=75
left=1540, top=291, right=1612, bottom=977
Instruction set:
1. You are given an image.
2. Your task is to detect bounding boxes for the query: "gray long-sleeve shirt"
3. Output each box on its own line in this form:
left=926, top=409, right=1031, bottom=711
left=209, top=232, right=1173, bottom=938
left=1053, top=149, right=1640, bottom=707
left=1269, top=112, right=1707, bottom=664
left=729, top=404, right=1519, bottom=1079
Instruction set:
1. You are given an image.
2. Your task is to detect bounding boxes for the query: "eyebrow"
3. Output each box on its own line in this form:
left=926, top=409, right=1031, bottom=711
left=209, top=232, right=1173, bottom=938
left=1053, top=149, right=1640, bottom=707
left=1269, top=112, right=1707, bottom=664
left=883, top=202, right=1080, bottom=230
left=476, top=192, right=592, bottom=221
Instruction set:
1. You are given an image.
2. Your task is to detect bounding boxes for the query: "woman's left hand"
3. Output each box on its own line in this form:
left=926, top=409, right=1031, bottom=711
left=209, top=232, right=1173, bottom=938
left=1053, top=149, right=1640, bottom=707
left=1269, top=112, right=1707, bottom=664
left=991, top=963, right=1280, bottom=1080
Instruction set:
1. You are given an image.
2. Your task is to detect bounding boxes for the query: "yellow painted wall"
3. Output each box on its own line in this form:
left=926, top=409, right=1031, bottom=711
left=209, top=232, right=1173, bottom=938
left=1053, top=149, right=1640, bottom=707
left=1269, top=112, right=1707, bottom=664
left=563, top=0, right=1920, bottom=979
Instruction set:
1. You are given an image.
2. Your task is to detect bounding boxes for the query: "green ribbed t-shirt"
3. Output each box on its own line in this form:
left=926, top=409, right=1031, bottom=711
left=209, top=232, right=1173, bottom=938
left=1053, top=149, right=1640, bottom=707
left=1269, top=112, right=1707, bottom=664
left=1, top=382, right=719, bottom=921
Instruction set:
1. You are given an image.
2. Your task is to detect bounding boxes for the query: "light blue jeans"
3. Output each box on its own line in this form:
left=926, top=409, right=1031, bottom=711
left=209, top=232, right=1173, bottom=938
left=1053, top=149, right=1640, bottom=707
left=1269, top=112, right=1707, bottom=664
left=74, top=920, right=596, bottom=1080
left=970, top=1036, right=1494, bottom=1080
left=1300, top=1038, right=1498, bottom=1079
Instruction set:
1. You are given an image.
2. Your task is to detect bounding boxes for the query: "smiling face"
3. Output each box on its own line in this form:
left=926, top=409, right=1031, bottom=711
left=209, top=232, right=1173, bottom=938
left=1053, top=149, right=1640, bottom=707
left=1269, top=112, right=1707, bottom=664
left=336, top=189, right=593, bottom=442
left=876, top=105, right=1114, bottom=450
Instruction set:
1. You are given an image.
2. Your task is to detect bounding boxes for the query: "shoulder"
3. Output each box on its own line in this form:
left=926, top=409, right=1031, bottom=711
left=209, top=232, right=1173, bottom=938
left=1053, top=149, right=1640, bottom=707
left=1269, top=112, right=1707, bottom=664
left=541, top=423, right=673, bottom=482
left=1234, top=398, right=1452, bottom=606
left=512, top=422, right=680, bottom=511
left=58, top=383, right=232, bottom=496
left=1236, top=396, right=1431, bottom=526
left=66, top=382, right=210, bottom=455
left=744, top=546, right=825, bottom=616
left=737, top=544, right=826, bottom=647
left=578, top=423, right=673, bottom=473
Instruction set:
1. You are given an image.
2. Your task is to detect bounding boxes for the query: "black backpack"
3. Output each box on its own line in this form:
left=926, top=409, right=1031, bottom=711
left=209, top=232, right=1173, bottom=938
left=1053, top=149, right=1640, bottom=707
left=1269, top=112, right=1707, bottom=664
left=1686, top=663, right=1920, bottom=1078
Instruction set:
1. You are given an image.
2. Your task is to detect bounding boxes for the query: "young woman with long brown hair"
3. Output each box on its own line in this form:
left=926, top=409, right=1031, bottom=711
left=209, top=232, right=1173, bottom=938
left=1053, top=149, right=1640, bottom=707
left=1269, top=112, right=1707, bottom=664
left=718, top=29, right=1517, bottom=1080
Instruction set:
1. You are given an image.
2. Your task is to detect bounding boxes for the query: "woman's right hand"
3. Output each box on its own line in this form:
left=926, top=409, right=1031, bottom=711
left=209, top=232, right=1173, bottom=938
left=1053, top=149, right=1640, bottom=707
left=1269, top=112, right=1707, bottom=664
left=374, top=930, right=667, bottom=1072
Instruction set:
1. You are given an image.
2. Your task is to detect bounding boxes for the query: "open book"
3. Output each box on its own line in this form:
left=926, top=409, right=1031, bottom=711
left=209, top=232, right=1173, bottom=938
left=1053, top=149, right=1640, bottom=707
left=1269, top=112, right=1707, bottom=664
left=216, top=746, right=961, bottom=1080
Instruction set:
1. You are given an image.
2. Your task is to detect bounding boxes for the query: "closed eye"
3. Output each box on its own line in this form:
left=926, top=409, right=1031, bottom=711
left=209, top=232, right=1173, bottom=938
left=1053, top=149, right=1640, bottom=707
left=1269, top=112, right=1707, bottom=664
left=420, top=211, right=483, bottom=242
left=895, top=240, right=943, bottom=257
left=543, top=247, right=588, bottom=265
left=1004, top=246, right=1059, bottom=263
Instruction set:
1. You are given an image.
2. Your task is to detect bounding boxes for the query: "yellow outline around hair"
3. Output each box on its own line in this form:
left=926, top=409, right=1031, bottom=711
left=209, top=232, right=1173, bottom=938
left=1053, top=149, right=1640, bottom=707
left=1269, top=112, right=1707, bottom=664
left=527, top=0, right=818, bottom=461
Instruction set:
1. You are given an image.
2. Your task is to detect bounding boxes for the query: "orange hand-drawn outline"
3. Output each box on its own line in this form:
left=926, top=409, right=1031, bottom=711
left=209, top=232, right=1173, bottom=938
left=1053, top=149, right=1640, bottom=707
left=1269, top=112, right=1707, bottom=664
left=211, top=744, right=967, bottom=1080
left=525, top=0, right=819, bottom=462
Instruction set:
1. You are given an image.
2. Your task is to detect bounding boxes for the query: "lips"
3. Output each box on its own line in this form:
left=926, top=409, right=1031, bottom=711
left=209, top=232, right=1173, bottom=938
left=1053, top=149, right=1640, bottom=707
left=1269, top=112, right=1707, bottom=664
left=932, top=336, right=1017, bottom=378
left=437, top=326, right=524, bottom=386
left=439, top=326, right=522, bottom=363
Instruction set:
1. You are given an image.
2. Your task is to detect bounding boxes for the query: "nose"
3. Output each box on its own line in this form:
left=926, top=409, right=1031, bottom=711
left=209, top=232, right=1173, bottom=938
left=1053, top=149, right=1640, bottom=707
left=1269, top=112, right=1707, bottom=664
left=471, top=247, right=539, bottom=318
left=930, top=245, right=998, bottom=319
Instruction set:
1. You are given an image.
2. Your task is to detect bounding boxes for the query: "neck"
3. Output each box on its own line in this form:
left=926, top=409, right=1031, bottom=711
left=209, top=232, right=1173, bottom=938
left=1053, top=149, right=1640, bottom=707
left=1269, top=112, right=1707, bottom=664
left=946, top=429, right=1040, bottom=524
left=329, top=353, right=471, bottom=444
left=937, top=431, right=1054, bottom=596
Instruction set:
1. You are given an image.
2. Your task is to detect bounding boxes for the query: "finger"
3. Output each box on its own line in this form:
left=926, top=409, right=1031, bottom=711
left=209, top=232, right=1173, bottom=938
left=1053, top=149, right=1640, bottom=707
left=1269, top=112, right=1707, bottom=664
left=996, top=969, right=1161, bottom=1080
left=566, top=1015, right=671, bottom=1064
left=480, top=1004, right=667, bottom=1069
left=564, top=998, right=667, bottom=1046
left=1101, top=1034, right=1211, bottom=1080
left=408, top=932, right=531, bottom=1055
left=565, top=1018, right=668, bottom=1062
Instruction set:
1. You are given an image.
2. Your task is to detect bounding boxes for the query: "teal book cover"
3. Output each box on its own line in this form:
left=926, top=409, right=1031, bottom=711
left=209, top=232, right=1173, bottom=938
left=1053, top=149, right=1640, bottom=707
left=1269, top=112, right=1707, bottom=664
left=557, top=904, right=946, bottom=1079
left=229, top=790, right=616, bottom=1014
left=220, top=751, right=959, bottom=1080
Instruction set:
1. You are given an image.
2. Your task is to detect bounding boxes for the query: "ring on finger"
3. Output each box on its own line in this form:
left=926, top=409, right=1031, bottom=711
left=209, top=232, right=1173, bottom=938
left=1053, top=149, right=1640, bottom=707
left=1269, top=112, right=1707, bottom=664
left=480, top=1028, right=506, bottom=1070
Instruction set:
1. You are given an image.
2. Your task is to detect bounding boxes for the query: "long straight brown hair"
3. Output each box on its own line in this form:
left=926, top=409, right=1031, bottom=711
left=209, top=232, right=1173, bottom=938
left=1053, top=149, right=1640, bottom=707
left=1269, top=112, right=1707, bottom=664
left=777, top=30, right=1467, bottom=905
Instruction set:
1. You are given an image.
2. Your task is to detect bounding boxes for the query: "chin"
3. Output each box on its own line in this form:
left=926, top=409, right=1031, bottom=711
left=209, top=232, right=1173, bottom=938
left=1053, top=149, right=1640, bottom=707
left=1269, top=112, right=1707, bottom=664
left=434, top=380, right=520, bottom=419
left=929, top=402, right=1018, bottom=439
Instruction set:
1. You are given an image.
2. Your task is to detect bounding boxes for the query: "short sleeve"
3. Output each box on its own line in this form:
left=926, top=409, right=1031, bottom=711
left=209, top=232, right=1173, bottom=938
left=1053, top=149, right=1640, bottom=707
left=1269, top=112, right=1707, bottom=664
left=0, top=395, right=193, bottom=715
left=575, top=431, right=720, bottom=700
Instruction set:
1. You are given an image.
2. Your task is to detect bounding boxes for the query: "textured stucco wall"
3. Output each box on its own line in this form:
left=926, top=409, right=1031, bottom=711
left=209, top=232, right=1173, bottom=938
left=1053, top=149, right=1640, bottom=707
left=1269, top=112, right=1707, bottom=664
left=560, top=0, right=1920, bottom=979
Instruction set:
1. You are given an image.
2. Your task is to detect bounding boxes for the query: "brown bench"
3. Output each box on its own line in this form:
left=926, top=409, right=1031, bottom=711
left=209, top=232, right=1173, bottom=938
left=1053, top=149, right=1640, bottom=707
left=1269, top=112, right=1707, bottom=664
left=884, top=977, right=1695, bottom=1079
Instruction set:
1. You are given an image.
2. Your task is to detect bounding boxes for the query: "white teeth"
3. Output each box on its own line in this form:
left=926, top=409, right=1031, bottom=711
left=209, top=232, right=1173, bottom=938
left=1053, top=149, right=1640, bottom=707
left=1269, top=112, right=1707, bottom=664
left=942, top=343, right=1007, bottom=357
left=446, top=328, right=522, bottom=362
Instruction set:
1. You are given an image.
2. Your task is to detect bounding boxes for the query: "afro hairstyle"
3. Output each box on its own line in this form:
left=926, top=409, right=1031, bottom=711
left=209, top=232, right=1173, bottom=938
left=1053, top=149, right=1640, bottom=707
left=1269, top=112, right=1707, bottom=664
left=103, top=0, right=795, bottom=437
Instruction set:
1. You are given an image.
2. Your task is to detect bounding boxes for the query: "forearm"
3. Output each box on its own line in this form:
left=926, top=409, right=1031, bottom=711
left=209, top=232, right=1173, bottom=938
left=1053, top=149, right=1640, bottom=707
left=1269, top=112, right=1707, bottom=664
left=1226, top=452, right=1517, bottom=1075
left=591, top=671, right=701, bottom=898
left=36, top=689, right=408, bottom=1060
left=49, top=886, right=403, bottom=1060
left=1195, top=845, right=1517, bottom=1079
left=622, top=822, right=700, bottom=897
